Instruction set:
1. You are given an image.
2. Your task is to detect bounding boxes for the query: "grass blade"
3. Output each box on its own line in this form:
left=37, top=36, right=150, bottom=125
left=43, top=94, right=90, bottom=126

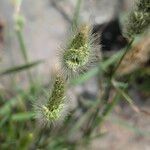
left=0, top=60, right=43, bottom=76
left=11, top=112, right=35, bottom=121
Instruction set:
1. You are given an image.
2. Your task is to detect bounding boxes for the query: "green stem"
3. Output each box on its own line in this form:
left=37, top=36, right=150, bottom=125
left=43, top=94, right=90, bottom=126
left=82, top=38, right=135, bottom=138
left=16, top=30, right=28, bottom=62
left=98, top=94, right=121, bottom=127
left=111, top=38, right=134, bottom=79
left=16, top=30, right=33, bottom=84
left=14, top=0, right=33, bottom=85
left=112, top=80, right=140, bottom=113
left=72, top=0, right=83, bottom=29
left=85, top=93, right=121, bottom=138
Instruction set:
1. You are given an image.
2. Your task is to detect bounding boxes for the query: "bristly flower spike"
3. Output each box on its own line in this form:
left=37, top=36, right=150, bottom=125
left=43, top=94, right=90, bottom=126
left=124, top=0, right=150, bottom=39
left=61, top=24, right=100, bottom=77
left=136, top=0, right=150, bottom=12
left=36, top=71, right=67, bottom=124
left=126, top=11, right=150, bottom=38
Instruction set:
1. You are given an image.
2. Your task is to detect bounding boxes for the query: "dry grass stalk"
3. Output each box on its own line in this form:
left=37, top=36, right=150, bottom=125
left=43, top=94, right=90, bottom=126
left=116, top=36, right=150, bottom=76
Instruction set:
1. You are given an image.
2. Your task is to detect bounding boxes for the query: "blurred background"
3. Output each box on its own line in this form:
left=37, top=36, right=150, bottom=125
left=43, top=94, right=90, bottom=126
left=0, top=0, right=150, bottom=149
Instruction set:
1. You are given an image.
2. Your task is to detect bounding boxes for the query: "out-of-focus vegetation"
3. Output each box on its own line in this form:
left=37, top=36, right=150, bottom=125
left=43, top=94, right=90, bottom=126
left=0, top=0, right=150, bottom=149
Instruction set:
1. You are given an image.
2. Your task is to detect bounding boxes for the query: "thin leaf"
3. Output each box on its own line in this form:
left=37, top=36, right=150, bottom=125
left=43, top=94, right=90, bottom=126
left=112, top=80, right=140, bottom=113
left=0, top=60, right=43, bottom=76
left=0, top=97, right=19, bottom=115
left=11, top=112, right=35, bottom=121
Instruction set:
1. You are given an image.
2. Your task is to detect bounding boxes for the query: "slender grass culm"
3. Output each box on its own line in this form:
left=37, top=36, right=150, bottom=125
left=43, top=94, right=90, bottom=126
left=13, top=0, right=33, bottom=84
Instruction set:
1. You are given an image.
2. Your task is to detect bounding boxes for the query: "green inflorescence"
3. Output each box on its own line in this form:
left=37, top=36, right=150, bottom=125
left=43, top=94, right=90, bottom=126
left=42, top=75, right=66, bottom=121
left=63, top=45, right=90, bottom=71
left=42, top=104, right=64, bottom=121
left=125, top=0, right=150, bottom=38
left=136, top=0, right=150, bottom=12
left=69, top=31, right=89, bottom=49
left=126, top=11, right=150, bottom=37
left=38, top=25, right=95, bottom=122
left=63, top=25, right=91, bottom=72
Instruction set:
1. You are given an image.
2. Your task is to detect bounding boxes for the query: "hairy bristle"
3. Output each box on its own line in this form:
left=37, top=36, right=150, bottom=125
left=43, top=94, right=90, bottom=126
left=124, top=0, right=150, bottom=38
left=35, top=73, right=67, bottom=123
left=125, top=11, right=150, bottom=38
left=47, top=74, right=66, bottom=111
left=136, top=0, right=150, bottom=12
left=60, top=24, right=100, bottom=77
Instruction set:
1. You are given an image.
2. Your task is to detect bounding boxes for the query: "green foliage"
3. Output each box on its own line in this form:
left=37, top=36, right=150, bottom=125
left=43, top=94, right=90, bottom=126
left=0, top=0, right=150, bottom=149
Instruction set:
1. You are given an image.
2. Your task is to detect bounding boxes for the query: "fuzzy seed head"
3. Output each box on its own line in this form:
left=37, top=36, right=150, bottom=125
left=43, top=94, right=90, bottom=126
left=41, top=104, right=64, bottom=121
left=125, top=11, right=150, bottom=38
left=69, top=25, right=90, bottom=49
left=124, top=0, right=150, bottom=38
left=62, top=24, right=98, bottom=75
left=37, top=74, right=66, bottom=122
left=63, top=45, right=90, bottom=72
left=47, top=75, right=66, bottom=111
left=136, top=0, right=150, bottom=12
